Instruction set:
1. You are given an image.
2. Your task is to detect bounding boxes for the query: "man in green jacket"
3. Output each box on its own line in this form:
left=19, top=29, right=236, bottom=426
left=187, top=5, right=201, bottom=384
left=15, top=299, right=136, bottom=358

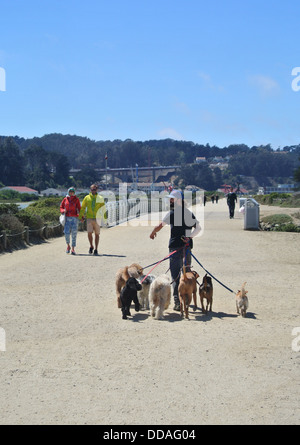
left=79, top=184, right=107, bottom=255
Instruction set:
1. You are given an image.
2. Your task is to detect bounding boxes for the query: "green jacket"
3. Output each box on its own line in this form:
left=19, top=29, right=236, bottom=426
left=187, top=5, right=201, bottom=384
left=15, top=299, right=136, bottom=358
left=79, top=193, right=107, bottom=222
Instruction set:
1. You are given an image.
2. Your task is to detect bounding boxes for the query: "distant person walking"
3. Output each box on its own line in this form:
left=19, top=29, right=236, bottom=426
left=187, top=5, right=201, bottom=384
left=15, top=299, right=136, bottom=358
left=227, top=187, right=237, bottom=219
left=79, top=184, right=107, bottom=255
left=60, top=187, right=81, bottom=255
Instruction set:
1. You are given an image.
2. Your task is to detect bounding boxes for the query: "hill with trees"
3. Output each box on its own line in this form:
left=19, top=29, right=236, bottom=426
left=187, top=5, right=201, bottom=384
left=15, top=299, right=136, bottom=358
left=0, top=133, right=299, bottom=191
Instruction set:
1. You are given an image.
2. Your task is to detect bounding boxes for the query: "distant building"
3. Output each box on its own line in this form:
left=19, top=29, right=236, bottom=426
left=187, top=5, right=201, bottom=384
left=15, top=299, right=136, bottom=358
left=264, top=184, right=297, bottom=194
left=218, top=184, right=248, bottom=195
left=41, top=188, right=65, bottom=197
left=195, top=157, right=207, bottom=164
left=1, top=186, right=39, bottom=195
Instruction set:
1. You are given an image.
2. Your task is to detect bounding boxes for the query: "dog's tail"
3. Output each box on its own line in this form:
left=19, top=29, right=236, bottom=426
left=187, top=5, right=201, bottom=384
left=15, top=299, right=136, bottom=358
left=241, top=281, right=247, bottom=296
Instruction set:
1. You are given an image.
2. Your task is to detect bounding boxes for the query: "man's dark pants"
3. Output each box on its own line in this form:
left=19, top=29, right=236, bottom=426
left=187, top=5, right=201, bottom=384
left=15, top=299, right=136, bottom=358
left=169, top=247, right=191, bottom=305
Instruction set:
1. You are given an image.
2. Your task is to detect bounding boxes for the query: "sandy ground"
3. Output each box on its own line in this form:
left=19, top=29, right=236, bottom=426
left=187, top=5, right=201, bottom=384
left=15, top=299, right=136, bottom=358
left=0, top=198, right=299, bottom=425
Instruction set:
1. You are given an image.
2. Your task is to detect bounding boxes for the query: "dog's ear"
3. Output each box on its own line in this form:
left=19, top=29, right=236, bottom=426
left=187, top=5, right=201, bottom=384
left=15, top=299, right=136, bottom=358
left=128, top=278, right=141, bottom=291
left=122, top=266, right=130, bottom=281
left=127, top=278, right=135, bottom=289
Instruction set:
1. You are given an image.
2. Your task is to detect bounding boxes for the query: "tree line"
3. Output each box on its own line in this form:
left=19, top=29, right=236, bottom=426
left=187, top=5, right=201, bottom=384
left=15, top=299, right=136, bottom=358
left=0, top=134, right=299, bottom=191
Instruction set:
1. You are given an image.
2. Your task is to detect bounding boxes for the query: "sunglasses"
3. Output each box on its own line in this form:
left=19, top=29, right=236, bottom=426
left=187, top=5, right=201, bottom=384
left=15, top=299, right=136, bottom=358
left=91, top=188, right=97, bottom=191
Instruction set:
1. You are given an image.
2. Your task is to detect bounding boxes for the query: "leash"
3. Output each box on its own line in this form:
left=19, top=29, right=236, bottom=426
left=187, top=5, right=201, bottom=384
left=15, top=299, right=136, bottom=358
left=141, top=238, right=235, bottom=294
left=190, top=252, right=236, bottom=294
left=180, top=236, right=235, bottom=294
left=141, top=249, right=180, bottom=284
left=142, top=245, right=186, bottom=271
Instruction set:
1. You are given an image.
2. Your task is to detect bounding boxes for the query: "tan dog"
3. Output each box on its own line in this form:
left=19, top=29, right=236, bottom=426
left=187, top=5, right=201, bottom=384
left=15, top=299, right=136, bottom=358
left=236, top=282, right=249, bottom=317
left=199, top=274, right=213, bottom=314
left=115, top=263, right=143, bottom=308
left=178, top=269, right=199, bottom=319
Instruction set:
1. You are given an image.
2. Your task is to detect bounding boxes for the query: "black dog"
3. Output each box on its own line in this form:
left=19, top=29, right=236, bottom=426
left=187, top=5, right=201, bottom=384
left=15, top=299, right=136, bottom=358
left=120, top=277, right=142, bottom=319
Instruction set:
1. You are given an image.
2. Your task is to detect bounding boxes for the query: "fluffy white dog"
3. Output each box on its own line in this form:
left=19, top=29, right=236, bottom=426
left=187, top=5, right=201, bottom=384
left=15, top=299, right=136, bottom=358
left=138, top=274, right=156, bottom=310
left=149, top=274, right=171, bottom=320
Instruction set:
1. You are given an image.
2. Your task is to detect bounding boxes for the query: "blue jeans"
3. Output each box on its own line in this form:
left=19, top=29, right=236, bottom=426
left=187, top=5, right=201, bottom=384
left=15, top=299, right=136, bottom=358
left=64, top=217, right=79, bottom=247
left=169, top=247, right=192, bottom=305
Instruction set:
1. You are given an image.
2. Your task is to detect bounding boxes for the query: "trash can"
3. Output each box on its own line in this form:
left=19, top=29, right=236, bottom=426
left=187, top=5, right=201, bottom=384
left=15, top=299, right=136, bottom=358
left=239, top=197, right=247, bottom=208
left=244, top=198, right=260, bottom=230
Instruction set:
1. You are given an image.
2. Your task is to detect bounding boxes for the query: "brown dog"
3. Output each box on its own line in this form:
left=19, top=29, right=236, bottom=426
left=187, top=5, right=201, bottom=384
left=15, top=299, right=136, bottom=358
left=236, top=282, right=248, bottom=317
left=199, top=274, right=213, bottom=314
left=115, top=263, right=143, bottom=308
left=178, top=269, right=199, bottom=319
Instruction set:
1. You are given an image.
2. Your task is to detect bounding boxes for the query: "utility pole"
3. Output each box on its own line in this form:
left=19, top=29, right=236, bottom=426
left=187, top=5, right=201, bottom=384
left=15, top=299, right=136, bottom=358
left=105, top=153, right=108, bottom=189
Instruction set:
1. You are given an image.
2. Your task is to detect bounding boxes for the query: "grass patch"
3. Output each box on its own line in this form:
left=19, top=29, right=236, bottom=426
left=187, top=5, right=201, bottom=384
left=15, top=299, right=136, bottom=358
left=261, top=214, right=293, bottom=225
left=260, top=213, right=300, bottom=232
left=254, top=192, right=300, bottom=208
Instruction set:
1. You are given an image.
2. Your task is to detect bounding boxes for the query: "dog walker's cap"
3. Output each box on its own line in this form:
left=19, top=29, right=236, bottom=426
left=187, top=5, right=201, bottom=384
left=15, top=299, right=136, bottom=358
left=68, top=187, right=76, bottom=193
left=166, top=189, right=183, bottom=200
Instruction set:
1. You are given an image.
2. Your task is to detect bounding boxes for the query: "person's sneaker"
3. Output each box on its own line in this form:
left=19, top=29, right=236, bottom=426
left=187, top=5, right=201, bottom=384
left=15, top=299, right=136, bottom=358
left=173, top=303, right=181, bottom=311
left=93, top=249, right=98, bottom=256
left=71, top=250, right=76, bottom=255
left=66, top=247, right=71, bottom=254
left=89, top=247, right=93, bottom=254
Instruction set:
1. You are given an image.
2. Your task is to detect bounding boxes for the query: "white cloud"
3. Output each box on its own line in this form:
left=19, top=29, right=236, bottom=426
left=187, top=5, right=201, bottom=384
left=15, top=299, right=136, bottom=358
left=157, top=127, right=184, bottom=140
left=0, top=67, right=6, bottom=92
left=249, top=75, right=280, bottom=96
left=197, top=70, right=225, bottom=92
left=174, top=101, right=190, bottom=115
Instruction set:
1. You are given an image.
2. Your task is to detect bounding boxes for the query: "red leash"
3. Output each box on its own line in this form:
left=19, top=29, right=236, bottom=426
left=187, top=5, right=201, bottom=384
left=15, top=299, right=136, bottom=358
left=141, top=249, right=179, bottom=283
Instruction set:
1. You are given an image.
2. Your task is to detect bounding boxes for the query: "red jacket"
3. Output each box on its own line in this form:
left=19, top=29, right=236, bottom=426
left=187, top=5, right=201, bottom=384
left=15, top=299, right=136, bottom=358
left=60, top=195, right=81, bottom=217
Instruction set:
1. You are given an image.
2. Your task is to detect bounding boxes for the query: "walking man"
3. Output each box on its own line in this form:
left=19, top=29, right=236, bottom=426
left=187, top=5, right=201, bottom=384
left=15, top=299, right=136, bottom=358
left=227, top=187, right=238, bottom=219
left=79, top=184, right=107, bottom=255
left=149, top=190, right=201, bottom=311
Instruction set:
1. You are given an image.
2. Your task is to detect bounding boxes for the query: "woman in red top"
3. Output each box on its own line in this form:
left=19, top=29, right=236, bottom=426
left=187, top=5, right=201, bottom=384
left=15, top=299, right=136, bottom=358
left=60, top=187, right=81, bottom=254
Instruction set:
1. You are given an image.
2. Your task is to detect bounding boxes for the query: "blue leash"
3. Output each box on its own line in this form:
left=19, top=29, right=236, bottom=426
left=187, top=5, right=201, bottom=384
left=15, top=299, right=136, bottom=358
left=190, top=251, right=235, bottom=295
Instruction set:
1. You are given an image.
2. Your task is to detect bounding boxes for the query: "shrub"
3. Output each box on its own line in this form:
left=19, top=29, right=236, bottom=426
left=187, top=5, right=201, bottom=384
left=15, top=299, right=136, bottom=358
left=274, top=223, right=300, bottom=233
left=0, top=203, right=19, bottom=215
left=0, top=214, right=24, bottom=235
left=0, top=214, right=25, bottom=250
left=0, top=189, right=20, bottom=200
left=17, top=211, right=44, bottom=232
left=22, top=197, right=62, bottom=223
left=261, top=214, right=293, bottom=225
left=19, top=193, right=39, bottom=202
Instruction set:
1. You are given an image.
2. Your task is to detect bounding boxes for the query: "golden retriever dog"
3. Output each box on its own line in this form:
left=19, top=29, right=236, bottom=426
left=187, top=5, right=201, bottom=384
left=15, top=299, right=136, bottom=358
left=115, top=263, right=143, bottom=308
left=178, top=269, right=199, bottom=319
left=149, top=275, right=171, bottom=320
left=199, top=273, right=213, bottom=314
left=236, top=282, right=249, bottom=317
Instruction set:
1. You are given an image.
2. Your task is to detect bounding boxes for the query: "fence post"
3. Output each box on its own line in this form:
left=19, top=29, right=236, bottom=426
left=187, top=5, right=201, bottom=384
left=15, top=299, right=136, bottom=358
left=43, top=224, right=48, bottom=239
left=24, top=226, right=29, bottom=244
left=1, top=230, right=7, bottom=250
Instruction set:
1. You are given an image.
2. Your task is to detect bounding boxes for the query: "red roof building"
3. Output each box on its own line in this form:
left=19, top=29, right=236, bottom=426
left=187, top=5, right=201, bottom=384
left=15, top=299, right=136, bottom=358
left=1, top=186, right=39, bottom=195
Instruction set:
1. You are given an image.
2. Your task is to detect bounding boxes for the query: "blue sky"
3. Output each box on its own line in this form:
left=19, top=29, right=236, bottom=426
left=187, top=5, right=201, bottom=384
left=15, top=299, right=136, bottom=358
left=0, top=0, right=300, bottom=148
